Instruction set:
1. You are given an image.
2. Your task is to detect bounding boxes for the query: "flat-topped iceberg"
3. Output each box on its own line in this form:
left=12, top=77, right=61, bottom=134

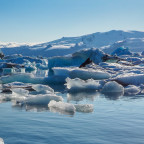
left=65, top=78, right=104, bottom=92
left=24, top=94, right=63, bottom=106
left=114, top=74, right=144, bottom=85
left=69, top=68, right=111, bottom=80
left=52, top=67, right=111, bottom=80
left=48, top=100, right=76, bottom=114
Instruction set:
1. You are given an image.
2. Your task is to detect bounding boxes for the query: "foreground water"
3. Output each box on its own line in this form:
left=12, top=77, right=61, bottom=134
left=0, top=91, right=144, bottom=144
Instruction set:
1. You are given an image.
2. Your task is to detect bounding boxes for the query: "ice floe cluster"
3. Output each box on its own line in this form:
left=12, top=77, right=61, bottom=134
left=0, top=46, right=144, bottom=115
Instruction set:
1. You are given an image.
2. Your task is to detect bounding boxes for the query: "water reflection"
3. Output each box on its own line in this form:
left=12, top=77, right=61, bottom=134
left=49, top=107, right=75, bottom=116
left=67, top=91, right=99, bottom=102
left=102, top=92, right=124, bottom=100
left=12, top=103, right=49, bottom=112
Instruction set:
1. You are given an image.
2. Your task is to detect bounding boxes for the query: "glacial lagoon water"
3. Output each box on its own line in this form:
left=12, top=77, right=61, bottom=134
left=0, top=90, right=144, bottom=144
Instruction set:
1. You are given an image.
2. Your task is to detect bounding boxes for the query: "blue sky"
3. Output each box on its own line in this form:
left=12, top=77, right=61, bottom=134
left=0, top=0, right=144, bottom=43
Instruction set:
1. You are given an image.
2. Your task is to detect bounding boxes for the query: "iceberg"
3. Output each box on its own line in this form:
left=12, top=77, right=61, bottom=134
left=12, top=88, right=29, bottom=96
left=31, top=84, right=54, bottom=94
left=48, top=100, right=76, bottom=115
left=111, top=47, right=132, bottom=56
left=65, top=78, right=104, bottom=92
left=124, top=85, right=141, bottom=95
left=114, top=74, right=144, bottom=85
left=47, top=48, right=106, bottom=68
left=72, top=48, right=105, bottom=64
left=0, top=73, right=44, bottom=84
left=102, top=81, right=124, bottom=95
left=70, top=68, right=111, bottom=80
left=24, top=94, right=63, bottom=106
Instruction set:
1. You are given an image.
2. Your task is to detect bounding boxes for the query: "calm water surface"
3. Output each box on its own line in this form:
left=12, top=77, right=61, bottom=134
left=0, top=91, right=144, bottom=144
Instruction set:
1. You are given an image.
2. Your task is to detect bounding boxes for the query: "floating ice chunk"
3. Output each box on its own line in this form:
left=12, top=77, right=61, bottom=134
left=4, top=82, right=30, bottom=88
left=70, top=68, right=111, bottom=80
left=0, top=92, right=26, bottom=103
left=74, top=104, right=94, bottom=113
left=32, top=84, right=54, bottom=93
left=48, top=100, right=76, bottom=114
left=0, top=138, right=4, bottom=144
left=3, top=68, right=15, bottom=75
left=12, top=88, right=29, bottom=96
left=114, top=74, right=144, bottom=85
left=25, top=63, right=37, bottom=72
left=124, top=85, right=140, bottom=95
left=73, top=48, right=105, bottom=64
left=24, top=94, right=63, bottom=105
left=44, top=76, right=67, bottom=84
left=65, top=78, right=103, bottom=92
left=102, top=81, right=124, bottom=95
left=0, top=73, right=44, bottom=84
left=111, top=47, right=132, bottom=56
left=53, top=67, right=72, bottom=77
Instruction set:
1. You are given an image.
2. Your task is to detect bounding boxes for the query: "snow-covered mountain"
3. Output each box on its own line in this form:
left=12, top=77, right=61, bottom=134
left=1, top=30, right=144, bottom=57
left=102, top=38, right=144, bottom=54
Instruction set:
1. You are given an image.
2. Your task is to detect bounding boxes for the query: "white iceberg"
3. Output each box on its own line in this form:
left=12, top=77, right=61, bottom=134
left=65, top=78, right=103, bottom=92
left=114, top=74, right=144, bottom=85
left=102, top=81, right=124, bottom=94
left=69, top=68, right=111, bottom=80
left=12, top=88, right=29, bottom=96
left=124, top=85, right=141, bottom=95
left=0, top=73, right=44, bottom=84
left=31, top=84, right=54, bottom=94
left=48, top=100, right=76, bottom=114
left=24, top=94, right=63, bottom=105
left=53, top=67, right=72, bottom=77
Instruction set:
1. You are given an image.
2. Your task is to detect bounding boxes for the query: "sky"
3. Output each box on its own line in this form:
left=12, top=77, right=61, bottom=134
left=0, top=0, right=144, bottom=43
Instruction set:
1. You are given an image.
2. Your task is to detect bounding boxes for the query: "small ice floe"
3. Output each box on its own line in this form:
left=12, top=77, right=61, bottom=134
left=53, top=67, right=72, bottom=77
left=0, top=138, right=4, bottom=144
left=48, top=100, right=76, bottom=115
left=23, top=94, right=63, bottom=106
left=31, top=84, right=54, bottom=94
left=0, top=90, right=27, bottom=103
left=12, top=88, right=29, bottom=96
left=0, top=73, right=44, bottom=84
left=74, top=104, right=94, bottom=113
left=24, top=61, right=37, bottom=72
left=102, top=81, right=124, bottom=97
left=53, top=66, right=111, bottom=80
left=3, top=82, right=31, bottom=88
left=65, top=78, right=104, bottom=93
left=114, top=74, right=144, bottom=86
left=69, top=68, right=111, bottom=80
left=124, top=85, right=141, bottom=95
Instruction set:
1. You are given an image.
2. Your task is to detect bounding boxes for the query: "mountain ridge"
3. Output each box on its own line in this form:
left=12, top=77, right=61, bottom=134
left=1, top=30, right=144, bottom=57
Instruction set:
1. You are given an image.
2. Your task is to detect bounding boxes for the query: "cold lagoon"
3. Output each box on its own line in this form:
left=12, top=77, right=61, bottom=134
left=0, top=31, right=144, bottom=144
left=0, top=90, right=144, bottom=144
